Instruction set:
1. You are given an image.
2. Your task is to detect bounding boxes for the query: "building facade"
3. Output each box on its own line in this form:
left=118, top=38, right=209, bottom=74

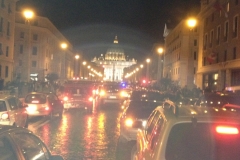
left=14, top=12, right=74, bottom=83
left=92, top=36, right=136, bottom=82
left=163, top=21, right=199, bottom=89
left=197, top=0, right=240, bottom=91
left=0, top=0, right=18, bottom=86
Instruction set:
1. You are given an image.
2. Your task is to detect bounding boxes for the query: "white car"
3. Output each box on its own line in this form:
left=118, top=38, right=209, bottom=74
left=0, top=94, right=28, bottom=128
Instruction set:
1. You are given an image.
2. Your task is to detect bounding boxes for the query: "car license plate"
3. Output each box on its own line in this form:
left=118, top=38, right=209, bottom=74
left=109, top=96, right=116, bottom=99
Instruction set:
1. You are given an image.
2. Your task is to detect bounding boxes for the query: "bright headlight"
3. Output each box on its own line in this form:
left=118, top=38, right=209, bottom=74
left=100, top=90, right=105, bottom=96
left=142, top=120, right=147, bottom=127
left=125, top=118, right=133, bottom=127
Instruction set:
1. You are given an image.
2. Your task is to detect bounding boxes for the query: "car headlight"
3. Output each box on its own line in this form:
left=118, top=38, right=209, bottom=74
left=125, top=118, right=133, bottom=127
left=100, top=90, right=105, bottom=96
left=142, top=120, right=147, bottom=127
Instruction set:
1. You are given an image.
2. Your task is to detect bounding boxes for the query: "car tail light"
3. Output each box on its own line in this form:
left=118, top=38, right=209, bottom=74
left=1, top=112, right=9, bottom=120
left=45, top=106, right=50, bottom=111
left=63, top=96, right=68, bottom=101
left=125, top=118, right=133, bottom=127
left=88, top=97, right=93, bottom=101
left=92, top=90, right=96, bottom=94
left=216, top=125, right=239, bottom=134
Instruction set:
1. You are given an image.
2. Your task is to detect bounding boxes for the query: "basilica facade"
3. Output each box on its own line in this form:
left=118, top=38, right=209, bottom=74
left=92, top=36, right=136, bottom=82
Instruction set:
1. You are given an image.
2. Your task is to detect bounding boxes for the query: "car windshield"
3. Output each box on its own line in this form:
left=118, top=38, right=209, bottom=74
left=147, top=92, right=165, bottom=101
left=25, top=94, right=47, bottom=104
left=0, top=101, right=7, bottom=112
left=166, top=123, right=240, bottom=160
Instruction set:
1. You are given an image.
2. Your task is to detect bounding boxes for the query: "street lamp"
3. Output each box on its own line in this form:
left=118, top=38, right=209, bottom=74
left=146, top=58, right=151, bottom=80
left=75, top=54, right=80, bottom=78
left=157, top=47, right=164, bottom=83
left=23, top=9, right=34, bottom=82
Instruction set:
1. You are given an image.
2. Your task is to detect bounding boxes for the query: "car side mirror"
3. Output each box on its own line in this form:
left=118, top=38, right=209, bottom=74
left=49, top=155, right=64, bottom=160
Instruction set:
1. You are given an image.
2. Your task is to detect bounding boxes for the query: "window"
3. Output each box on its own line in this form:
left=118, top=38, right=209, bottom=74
left=20, top=45, right=23, bottom=54
left=0, top=43, right=3, bottom=55
left=149, top=115, right=164, bottom=150
left=32, top=61, right=37, bottom=67
left=32, top=46, right=37, bottom=55
left=210, top=30, right=213, bottom=47
left=194, top=39, right=197, bottom=46
left=233, top=47, right=237, bottom=59
left=0, top=17, right=3, bottom=32
left=7, top=3, right=12, bottom=13
left=204, top=34, right=208, bottom=49
left=236, top=0, right=239, bottom=5
left=5, top=66, right=8, bottom=78
left=33, top=34, right=38, bottom=41
left=0, top=65, right=1, bottom=77
left=7, top=22, right=10, bottom=36
left=233, top=16, right=238, bottom=38
left=6, top=46, right=8, bottom=57
left=0, top=136, right=17, bottom=159
left=20, top=32, right=24, bottom=38
left=224, top=21, right=229, bottom=41
left=217, top=26, right=221, bottom=45
left=13, top=132, right=50, bottom=160
left=211, top=13, right=214, bottom=21
left=194, top=51, right=197, bottom=60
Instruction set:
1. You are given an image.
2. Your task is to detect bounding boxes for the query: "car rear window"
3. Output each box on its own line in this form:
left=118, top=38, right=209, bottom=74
left=0, top=101, right=7, bottom=111
left=25, top=94, right=47, bottom=104
left=165, top=123, right=240, bottom=160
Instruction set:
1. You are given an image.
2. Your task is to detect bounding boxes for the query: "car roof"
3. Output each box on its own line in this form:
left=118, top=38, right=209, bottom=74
left=0, top=94, right=15, bottom=100
left=158, top=105, right=240, bottom=124
left=0, top=125, right=29, bottom=133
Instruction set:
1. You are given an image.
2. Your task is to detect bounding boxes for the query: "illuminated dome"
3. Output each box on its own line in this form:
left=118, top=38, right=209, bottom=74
left=105, top=36, right=126, bottom=61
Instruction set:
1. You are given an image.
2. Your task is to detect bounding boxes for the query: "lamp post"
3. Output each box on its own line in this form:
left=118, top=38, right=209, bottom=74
left=157, top=47, right=164, bottom=84
left=186, top=17, right=197, bottom=89
left=146, top=58, right=151, bottom=81
left=82, top=61, right=87, bottom=79
left=75, top=54, right=80, bottom=78
left=23, top=9, right=34, bottom=82
left=60, top=42, right=68, bottom=80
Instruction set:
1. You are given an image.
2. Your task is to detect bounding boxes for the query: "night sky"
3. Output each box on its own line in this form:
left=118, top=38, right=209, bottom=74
left=16, top=0, right=200, bottom=62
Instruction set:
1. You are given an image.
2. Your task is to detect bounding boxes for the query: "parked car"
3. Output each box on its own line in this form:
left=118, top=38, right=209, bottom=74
left=131, top=99, right=240, bottom=160
left=24, top=92, right=64, bottom=118
left=0, top=125, right=64, bottom=160
left=0, top=94, right=28, bottom=128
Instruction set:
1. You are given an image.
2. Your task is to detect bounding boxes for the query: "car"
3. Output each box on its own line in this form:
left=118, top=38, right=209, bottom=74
left=60, top=81, right=97, bottom=112
left=0, top=125, right=64, bottom=160
left=194, top=92, right=240, bottom=107
left=0, top=94, right=28, bottom=128
left=131, top=99, right=240, bottom=160
left=98, top=82, right=126, bottom=106
left=24, top=92, right=64, bottom=118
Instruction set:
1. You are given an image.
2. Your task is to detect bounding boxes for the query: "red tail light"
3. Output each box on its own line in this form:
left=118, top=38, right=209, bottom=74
left=1, top=112, right=9, bottom=120
left=45, top=107, right=50, bottom=111
left=216, top=125, right=239, bottom=134
left=88, top=97, right=93, bottom=101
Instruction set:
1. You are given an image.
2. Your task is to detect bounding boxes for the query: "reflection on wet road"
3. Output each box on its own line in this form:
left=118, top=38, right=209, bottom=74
left=32, top=107, right=122, bottom=160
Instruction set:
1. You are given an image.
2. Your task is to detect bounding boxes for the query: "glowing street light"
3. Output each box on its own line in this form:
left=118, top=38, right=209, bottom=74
left=146, top=58, right=151, bottom=80
left=23, top=9, right=34, bottom=21
left=61, top=43, right=68, bottom=49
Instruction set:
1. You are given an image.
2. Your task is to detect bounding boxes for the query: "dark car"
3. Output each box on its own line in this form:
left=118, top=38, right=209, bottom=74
left=98, top=82, right=126, bottom=106
left=24, top=92, right=64, bottom=118
left=194, top=92, right=240, bottom=107
left=60, top=81, right=97, bottom=111
left=0, top=125, right=63, bottom=160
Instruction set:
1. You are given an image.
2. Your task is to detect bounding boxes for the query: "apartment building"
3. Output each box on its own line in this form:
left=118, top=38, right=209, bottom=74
left=163, top=20, right=199, bottom=89
left=14, top=11, right=74, bottom=82
left=197, top=0, right=240, bottom=91
left=0, top=0, right=17, bottom=86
